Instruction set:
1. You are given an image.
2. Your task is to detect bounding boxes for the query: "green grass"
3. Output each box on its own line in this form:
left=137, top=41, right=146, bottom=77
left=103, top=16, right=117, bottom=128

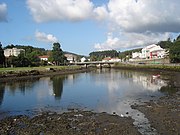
left=114, top=63, right=180, bottom=72
left=0, top=65, right=80, bottom=73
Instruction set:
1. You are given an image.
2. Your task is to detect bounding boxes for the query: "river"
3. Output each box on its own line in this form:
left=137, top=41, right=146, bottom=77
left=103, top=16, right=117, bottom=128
left=0, top=68, right=177, bottom=134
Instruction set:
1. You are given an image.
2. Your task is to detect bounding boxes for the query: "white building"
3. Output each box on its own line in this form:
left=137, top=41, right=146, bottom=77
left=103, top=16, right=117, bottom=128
left=80, top=57, right=86, bottom=62
left=109, top=58, right=121, bottom=62
left=132, top=52, right=142, bottom=59
left=64, top=53, right=78, bottom=63
left=4, top=48, right=25, bottom=57
left=132, top=44, right=167, bottom=59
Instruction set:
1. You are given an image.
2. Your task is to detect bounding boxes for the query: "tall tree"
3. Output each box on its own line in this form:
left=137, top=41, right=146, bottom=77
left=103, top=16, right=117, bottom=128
left=0, top=42, right=5, bottom=67
left=169, top=39, right=180, bottom=63
left=50, top=42, right=66, bottom=65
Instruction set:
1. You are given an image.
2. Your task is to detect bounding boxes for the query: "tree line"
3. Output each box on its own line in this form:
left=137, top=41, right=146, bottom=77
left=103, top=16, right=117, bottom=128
left=89, top=49, right=142, bottom=61
left=89, top=50, right=119, bottom=61
left=157, top=35, right=180, bottom=63
left=0, top=42, right=67, bottom=67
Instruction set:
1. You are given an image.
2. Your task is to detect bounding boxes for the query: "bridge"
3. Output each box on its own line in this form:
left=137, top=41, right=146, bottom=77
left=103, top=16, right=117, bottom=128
left=73, top=61, right=118, bottom=68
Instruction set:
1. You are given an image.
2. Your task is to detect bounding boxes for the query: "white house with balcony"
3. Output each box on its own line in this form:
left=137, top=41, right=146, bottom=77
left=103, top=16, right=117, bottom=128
left=132, top=44, right=167, bottom=59
left=4, top=48, right=25, bottom=57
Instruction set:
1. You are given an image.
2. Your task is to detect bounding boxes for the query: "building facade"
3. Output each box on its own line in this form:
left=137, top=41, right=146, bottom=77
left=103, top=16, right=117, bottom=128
left=64, top=53, right=78, bottom=63
left=132, top=44, right=167, bottom=59
left=4, top=48, right=25, bottom=57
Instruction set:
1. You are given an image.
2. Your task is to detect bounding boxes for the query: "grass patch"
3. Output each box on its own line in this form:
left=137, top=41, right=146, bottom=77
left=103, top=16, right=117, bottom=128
left=114, top=63, right=180, bottom=72
left=0, top=65, right=81, bottom=74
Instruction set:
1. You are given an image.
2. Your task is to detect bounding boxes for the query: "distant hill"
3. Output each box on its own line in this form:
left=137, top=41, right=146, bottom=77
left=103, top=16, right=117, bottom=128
left=64, top=51, right=87, bottom=58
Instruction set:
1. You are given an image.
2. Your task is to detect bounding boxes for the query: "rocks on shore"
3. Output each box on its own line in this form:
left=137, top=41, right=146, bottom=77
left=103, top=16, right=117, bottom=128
left=0, top=110, right=140, bottom=135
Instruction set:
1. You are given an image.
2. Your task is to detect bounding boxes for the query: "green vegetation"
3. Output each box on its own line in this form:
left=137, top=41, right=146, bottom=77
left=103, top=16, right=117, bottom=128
left=48, top=43, right=67, bottom=65
left=114, top=62, right=180, bottom=72
left=89, top=50, right=119, bottom=61
left=157, top=35, right=180, bottom=63
left=0, top=65, right=80, bottom=74
left=89, top=49, right=142, bottom=61
left=118, top=48, right=142, bottom=61
left=0, top=42, right=5, bottom=67
left=1, top=42, right=68, bottom=68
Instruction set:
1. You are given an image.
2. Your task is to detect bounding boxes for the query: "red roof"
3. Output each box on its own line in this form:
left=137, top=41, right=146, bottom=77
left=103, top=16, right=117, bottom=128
left=38, top=55, right=49, bottom=58
left=103, top=57, right=111, bottom=60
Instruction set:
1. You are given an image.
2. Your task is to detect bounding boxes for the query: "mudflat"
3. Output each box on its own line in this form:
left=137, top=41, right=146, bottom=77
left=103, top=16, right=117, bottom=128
left=133, top=91, right=180, bottom=135
left=0, top=110, right=140, bottom=135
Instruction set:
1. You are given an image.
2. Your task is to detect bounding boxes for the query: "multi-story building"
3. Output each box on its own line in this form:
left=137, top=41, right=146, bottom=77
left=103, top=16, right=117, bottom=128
left=132, top=44, right=167, bottom=59
left=4, top=48, right=25, bottom=57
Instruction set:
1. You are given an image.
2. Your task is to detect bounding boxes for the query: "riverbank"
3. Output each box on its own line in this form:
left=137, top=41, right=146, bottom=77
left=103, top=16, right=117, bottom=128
left=113, top=62, right=180, bottom=72
left=0, top=110, right=140, bottom=135
left=0, top=65, right=179, bottom=134
left=0, top=66, right=94, bottom=83
left=132, top=90, right=180, bottom=135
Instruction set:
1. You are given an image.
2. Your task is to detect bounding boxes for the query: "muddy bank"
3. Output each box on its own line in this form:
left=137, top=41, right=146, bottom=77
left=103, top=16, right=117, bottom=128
left=132, top=71, right=180, bottom=135
left=0, top=67, right=94, bottom=83
left=0, top=110, right=140, bottom=135
left=132, top=90, right=180, bottom=135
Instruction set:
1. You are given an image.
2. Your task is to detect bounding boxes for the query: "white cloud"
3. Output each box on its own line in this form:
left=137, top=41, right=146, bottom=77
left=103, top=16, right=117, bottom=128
left=107, top=0, right=180, bottom=33
left=93, top=5, right=109, bottom=21
left=35, top=31, right=58, bottom=43
left=94, top=0, right=180, bottom=50
left=27, top=0, right=180, bottom=50
left=0, top=3, right=7, bottom=22
left=94, top=32, right=170, bottom=51
left=27, top=0, right=94, bottom=22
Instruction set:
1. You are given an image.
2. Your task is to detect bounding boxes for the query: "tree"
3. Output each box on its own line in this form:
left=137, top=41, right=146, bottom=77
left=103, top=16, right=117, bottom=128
left=0, top=42, right=5, bottom=67
left=169, top=40, right=180, bottom=63
left=89, top=50, right=119, bottom=61
left=17, top=51, right=31, bottom=67
left=26, top=51, right=40, bottom=66
left=50, top=42, right=66, bottom=65
left=176, top=35, right=180, bottom=41
left=157, top=40, right=173, bottom=49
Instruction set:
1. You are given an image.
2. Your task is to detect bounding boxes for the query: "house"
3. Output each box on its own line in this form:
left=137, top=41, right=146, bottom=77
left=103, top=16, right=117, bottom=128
left=109, top=57, right=121, bottom=62
left=102, top=57, right=111, bottom=62
left=132, top=44, right=167, bottom=59
left=80, top=57, right=86, bottom=62
left=132, top=52, right=142, bottom=59
left=4, top=48, right=25, bottom=57
left=64, top=53, right=78, bottom=63
left=38, top=55, right=49, bottom=61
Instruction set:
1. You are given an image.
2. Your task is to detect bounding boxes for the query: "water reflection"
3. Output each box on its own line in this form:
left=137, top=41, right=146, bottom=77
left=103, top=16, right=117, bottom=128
left=0, top=84, right=5, bottom=106
left=5, top=79, right=39, bottom=95
left=50, top=76, right=65, bottom=100
left=94, top=69, right=167, bottom=134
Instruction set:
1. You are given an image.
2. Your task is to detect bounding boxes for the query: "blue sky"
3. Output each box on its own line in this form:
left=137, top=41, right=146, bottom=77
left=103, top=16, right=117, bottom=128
left=0, top=0, right=180, bottom=55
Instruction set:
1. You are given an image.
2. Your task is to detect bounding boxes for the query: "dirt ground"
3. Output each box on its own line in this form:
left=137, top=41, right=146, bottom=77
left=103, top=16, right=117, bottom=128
left=0, top=110, right=140, bottom=135
left=133, top=91, right=180, bottom=135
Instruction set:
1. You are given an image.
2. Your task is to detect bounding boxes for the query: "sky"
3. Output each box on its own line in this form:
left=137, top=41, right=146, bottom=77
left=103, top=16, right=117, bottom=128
left=0, top=0, right=180, bottom=55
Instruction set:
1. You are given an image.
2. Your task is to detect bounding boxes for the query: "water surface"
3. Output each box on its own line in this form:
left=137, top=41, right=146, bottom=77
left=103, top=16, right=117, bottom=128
left=0, top=69, right=176, bottom=134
